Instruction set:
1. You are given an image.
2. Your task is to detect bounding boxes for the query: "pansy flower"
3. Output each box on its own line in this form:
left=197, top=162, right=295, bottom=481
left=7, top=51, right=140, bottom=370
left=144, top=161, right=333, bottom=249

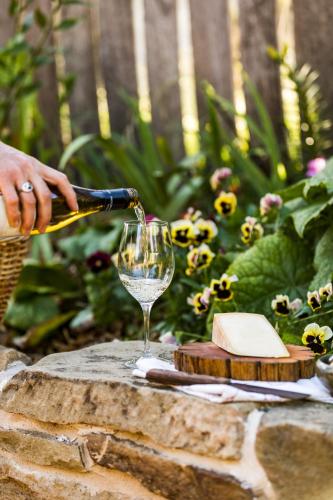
left=271, top=294, right=290, bottom=316
left=260, top=193, right=283, bottom=217
left=210, top=167, right=232, bottom=191
left=290, top=298, right=303, bottom=313
left=159, top=331, right=178, bottom=345
left=302, top=323, right=333, bottom=355
left=319, top=282, right=333, bottom=301
left=183, top=207, right=202, bottom=222
left=170, top=220, right=195, bottom=248
left=210, top=273, right=238, bottom=302
left=86, top=251, right=112, bottom=273
left=193, top=218, right=218, bottom=244
left=307, top=291, right=321, bottom=312
left=306, top=157, right=326, bottom=177
left=187, top=287, right=211, bottom=315
left=214, top=191, right=237, bottom=217
left=241, top=216, right=264, bottom=245
left=185, top=244, right=215, bottom=275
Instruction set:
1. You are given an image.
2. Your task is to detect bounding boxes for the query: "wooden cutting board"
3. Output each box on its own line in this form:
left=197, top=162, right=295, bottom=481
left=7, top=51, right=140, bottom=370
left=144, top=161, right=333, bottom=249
left=174, top=343, right=315, bottom=382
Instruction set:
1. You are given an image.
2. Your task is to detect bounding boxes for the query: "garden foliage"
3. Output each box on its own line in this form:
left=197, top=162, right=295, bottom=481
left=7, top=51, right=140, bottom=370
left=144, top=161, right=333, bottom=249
left=2, top=27, right=333, bottom=355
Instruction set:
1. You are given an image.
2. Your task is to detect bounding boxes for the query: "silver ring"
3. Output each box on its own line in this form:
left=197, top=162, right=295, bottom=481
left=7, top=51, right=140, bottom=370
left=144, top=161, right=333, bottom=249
left=19, top=181, right=34, bottom=193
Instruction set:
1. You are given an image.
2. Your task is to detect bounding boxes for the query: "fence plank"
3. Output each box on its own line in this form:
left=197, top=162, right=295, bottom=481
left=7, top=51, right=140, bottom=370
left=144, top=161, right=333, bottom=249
left=61, top=3, right=99, bottom=135
left=99, top=0, right=137, bottom=134
left=238, top=0, right=285, bottom=146
left=0, top=1, right=14, bottom=46
left=189, top=0, right=233, bottom=119
left=293, top=0, right=333, bottom=122
left=144, top=0, right=183, bottom=156
left=32, top=0, right=62, bottom=159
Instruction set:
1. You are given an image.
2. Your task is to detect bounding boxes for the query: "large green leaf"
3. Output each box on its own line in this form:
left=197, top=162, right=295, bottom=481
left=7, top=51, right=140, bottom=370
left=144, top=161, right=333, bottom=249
left=4, top=295, right=59, bottom=330
left=224, top=233, right=314, bottom=318
left=310, top=225, right=333, bottom=289
left=290, top=199, right=333, bottom=237
left=14, top=264, right=79, bottom=299
left=15, top=311, right=76, bottom=348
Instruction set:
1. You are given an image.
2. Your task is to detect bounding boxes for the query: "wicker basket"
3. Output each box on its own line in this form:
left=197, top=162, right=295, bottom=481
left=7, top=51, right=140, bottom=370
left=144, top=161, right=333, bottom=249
left=0, top=238, right=29, bottom=324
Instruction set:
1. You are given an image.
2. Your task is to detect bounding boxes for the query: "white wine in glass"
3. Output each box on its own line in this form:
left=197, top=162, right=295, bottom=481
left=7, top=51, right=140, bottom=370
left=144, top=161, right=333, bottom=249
left=118, top=220, right=175, bottom=366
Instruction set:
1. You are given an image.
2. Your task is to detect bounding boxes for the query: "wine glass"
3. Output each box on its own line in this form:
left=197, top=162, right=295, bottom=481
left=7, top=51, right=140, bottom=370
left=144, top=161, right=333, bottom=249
left=117, top=220, right=175, bottom=366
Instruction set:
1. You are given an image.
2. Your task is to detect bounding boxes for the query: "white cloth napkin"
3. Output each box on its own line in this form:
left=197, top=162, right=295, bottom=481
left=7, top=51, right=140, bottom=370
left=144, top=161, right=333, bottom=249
left=133, top=357, right=333, bottom=404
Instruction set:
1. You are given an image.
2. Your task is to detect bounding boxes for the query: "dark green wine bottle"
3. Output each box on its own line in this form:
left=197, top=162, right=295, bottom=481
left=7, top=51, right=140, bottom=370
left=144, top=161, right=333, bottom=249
left=30, top=186, right=139, bottom=234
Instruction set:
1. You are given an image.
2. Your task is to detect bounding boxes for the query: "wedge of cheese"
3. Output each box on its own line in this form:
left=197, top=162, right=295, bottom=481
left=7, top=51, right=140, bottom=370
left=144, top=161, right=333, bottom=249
left=212, top=312, right=290, bottom=358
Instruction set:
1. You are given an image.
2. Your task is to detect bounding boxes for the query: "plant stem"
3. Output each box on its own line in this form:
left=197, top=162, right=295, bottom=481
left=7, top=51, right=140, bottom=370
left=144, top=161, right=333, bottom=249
left=141, top=302, right=153, bottom=357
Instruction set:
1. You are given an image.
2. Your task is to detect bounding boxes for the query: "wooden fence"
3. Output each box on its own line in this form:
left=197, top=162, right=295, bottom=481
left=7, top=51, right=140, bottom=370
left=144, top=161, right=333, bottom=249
left=1, top=0, right=333, bottom=157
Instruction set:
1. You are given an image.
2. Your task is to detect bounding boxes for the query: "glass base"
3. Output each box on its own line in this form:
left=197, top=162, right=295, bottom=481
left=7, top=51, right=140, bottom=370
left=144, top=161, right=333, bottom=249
left=123, top=350, right=153, bottom=369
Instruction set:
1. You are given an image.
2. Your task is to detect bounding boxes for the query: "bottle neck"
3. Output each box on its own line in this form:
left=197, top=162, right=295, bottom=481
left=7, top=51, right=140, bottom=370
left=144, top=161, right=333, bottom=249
left=62, top=186, right=139, bottom=212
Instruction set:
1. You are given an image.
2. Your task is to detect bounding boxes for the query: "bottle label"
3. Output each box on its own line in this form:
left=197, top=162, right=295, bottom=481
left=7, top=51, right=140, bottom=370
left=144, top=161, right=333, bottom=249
left=105, top=196, right=113, bottom=212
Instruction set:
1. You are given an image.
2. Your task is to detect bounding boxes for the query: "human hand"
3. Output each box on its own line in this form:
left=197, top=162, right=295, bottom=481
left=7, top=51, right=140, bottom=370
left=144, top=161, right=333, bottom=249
left=0, top=142, right=78, bottom=236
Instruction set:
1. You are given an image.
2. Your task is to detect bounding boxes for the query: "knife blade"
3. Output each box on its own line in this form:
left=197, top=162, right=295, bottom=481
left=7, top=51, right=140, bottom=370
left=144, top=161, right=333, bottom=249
left=145, top=369, right=310, bottom=400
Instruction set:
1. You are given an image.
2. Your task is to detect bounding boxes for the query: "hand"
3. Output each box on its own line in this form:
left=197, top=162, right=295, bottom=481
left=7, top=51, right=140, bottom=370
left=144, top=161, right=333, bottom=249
left=0, top=142, right=78, bottom=236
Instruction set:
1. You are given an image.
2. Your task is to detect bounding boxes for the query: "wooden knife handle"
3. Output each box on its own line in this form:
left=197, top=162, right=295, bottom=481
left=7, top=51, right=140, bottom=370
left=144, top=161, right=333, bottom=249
left=146, top=369, right=230, bottom=386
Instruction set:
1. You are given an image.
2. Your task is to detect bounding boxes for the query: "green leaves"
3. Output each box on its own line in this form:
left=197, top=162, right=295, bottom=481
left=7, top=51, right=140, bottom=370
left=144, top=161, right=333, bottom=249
left=310, top=226, right=333, bottom=289
left=14, top=264, right=79, bottom=299
left=34, top=8, right=47, bottom=28
left=224, top=233, right=314, bottom=319
left=289, top=199, right=332, bottom=237
left=280, top=158, right=333, bottom=237
left=5, top=296, right=59, bottom=331
left=54, top=18, right=78, bottom=31
left=58, top=223, right=122, bottom=260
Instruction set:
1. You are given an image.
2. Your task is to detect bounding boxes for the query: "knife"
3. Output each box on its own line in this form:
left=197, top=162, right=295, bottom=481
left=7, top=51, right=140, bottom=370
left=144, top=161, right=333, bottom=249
left=146, top=369, right=310, bottom=400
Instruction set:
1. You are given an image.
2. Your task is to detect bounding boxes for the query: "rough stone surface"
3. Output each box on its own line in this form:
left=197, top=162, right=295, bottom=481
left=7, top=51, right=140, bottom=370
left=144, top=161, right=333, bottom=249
left=0, top=341, right=255, bottom=460
left=256, top=404, right=333, bottom=500
left=0, top=410, right=87, bottom=471
left=0, top=346, right=31, bottom=371
left=0, top=477, right=36, bottom=500
left=86, top=431, right=254, bottom=500
left=0, top=451, right=163, bottom=500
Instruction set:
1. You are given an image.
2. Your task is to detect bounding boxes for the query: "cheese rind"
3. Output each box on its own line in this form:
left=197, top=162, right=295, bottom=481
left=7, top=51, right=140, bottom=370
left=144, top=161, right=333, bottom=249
left=212, top=312, right=290, bottom=358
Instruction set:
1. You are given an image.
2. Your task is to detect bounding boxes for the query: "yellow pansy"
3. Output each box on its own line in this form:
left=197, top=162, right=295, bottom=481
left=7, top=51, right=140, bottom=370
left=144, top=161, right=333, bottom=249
left=185, top=244, right=215, bottom=275
left=210, top=273, right=238, bottom=302
left=194, top=218, right=218, bottom=244
left=271, top=294, right=290, bottom=316
left=302, top=323, right=333, bottom=355
left=307, top=291, right=321, bottom=312
left=187, top=287, right=211, bottom=315
left=319, top=282, right=333, bottom=301
left=241, top=216, right=264, bottom=245
left=214, top=191, right=237, bottom=217
left=170, top=220, right=195, bottom=248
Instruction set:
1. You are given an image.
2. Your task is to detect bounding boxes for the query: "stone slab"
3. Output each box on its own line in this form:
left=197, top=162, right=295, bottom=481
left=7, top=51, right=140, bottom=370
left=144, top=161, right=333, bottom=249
left=0, top=410, right=88, bottom=471
left=85, top=430, right=254, bottom=500
left=0, top=346, right=31, bottom=371
left=256, top=403, right=333, bottom=500
left=0, top=341, right=255, bottom=460
left=0, top=451, right=163, bottom=500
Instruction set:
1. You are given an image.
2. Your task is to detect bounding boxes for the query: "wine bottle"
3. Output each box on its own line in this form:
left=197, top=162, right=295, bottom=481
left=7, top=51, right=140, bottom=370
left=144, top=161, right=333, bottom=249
left=0, top=186, right=139, bottom=239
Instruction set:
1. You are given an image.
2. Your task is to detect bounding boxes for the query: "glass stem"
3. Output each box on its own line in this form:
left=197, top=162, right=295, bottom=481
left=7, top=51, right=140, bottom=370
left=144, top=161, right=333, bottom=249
left=141, top=302, right=153, bottom=357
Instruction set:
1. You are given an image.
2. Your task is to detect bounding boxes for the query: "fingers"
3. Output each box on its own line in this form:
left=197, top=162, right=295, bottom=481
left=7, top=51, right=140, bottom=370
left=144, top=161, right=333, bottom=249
left=30, top=176, right=52, bottom=233
left=19, top=190, right=36, bottom=236
left=41, top=166, right=78, bottom=212
left=0, top=182, right=20, bottom=228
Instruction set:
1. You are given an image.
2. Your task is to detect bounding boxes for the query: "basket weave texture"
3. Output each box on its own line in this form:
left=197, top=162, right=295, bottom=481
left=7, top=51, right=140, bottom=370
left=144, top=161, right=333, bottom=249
left=0, top=238, right=28, bottom=324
